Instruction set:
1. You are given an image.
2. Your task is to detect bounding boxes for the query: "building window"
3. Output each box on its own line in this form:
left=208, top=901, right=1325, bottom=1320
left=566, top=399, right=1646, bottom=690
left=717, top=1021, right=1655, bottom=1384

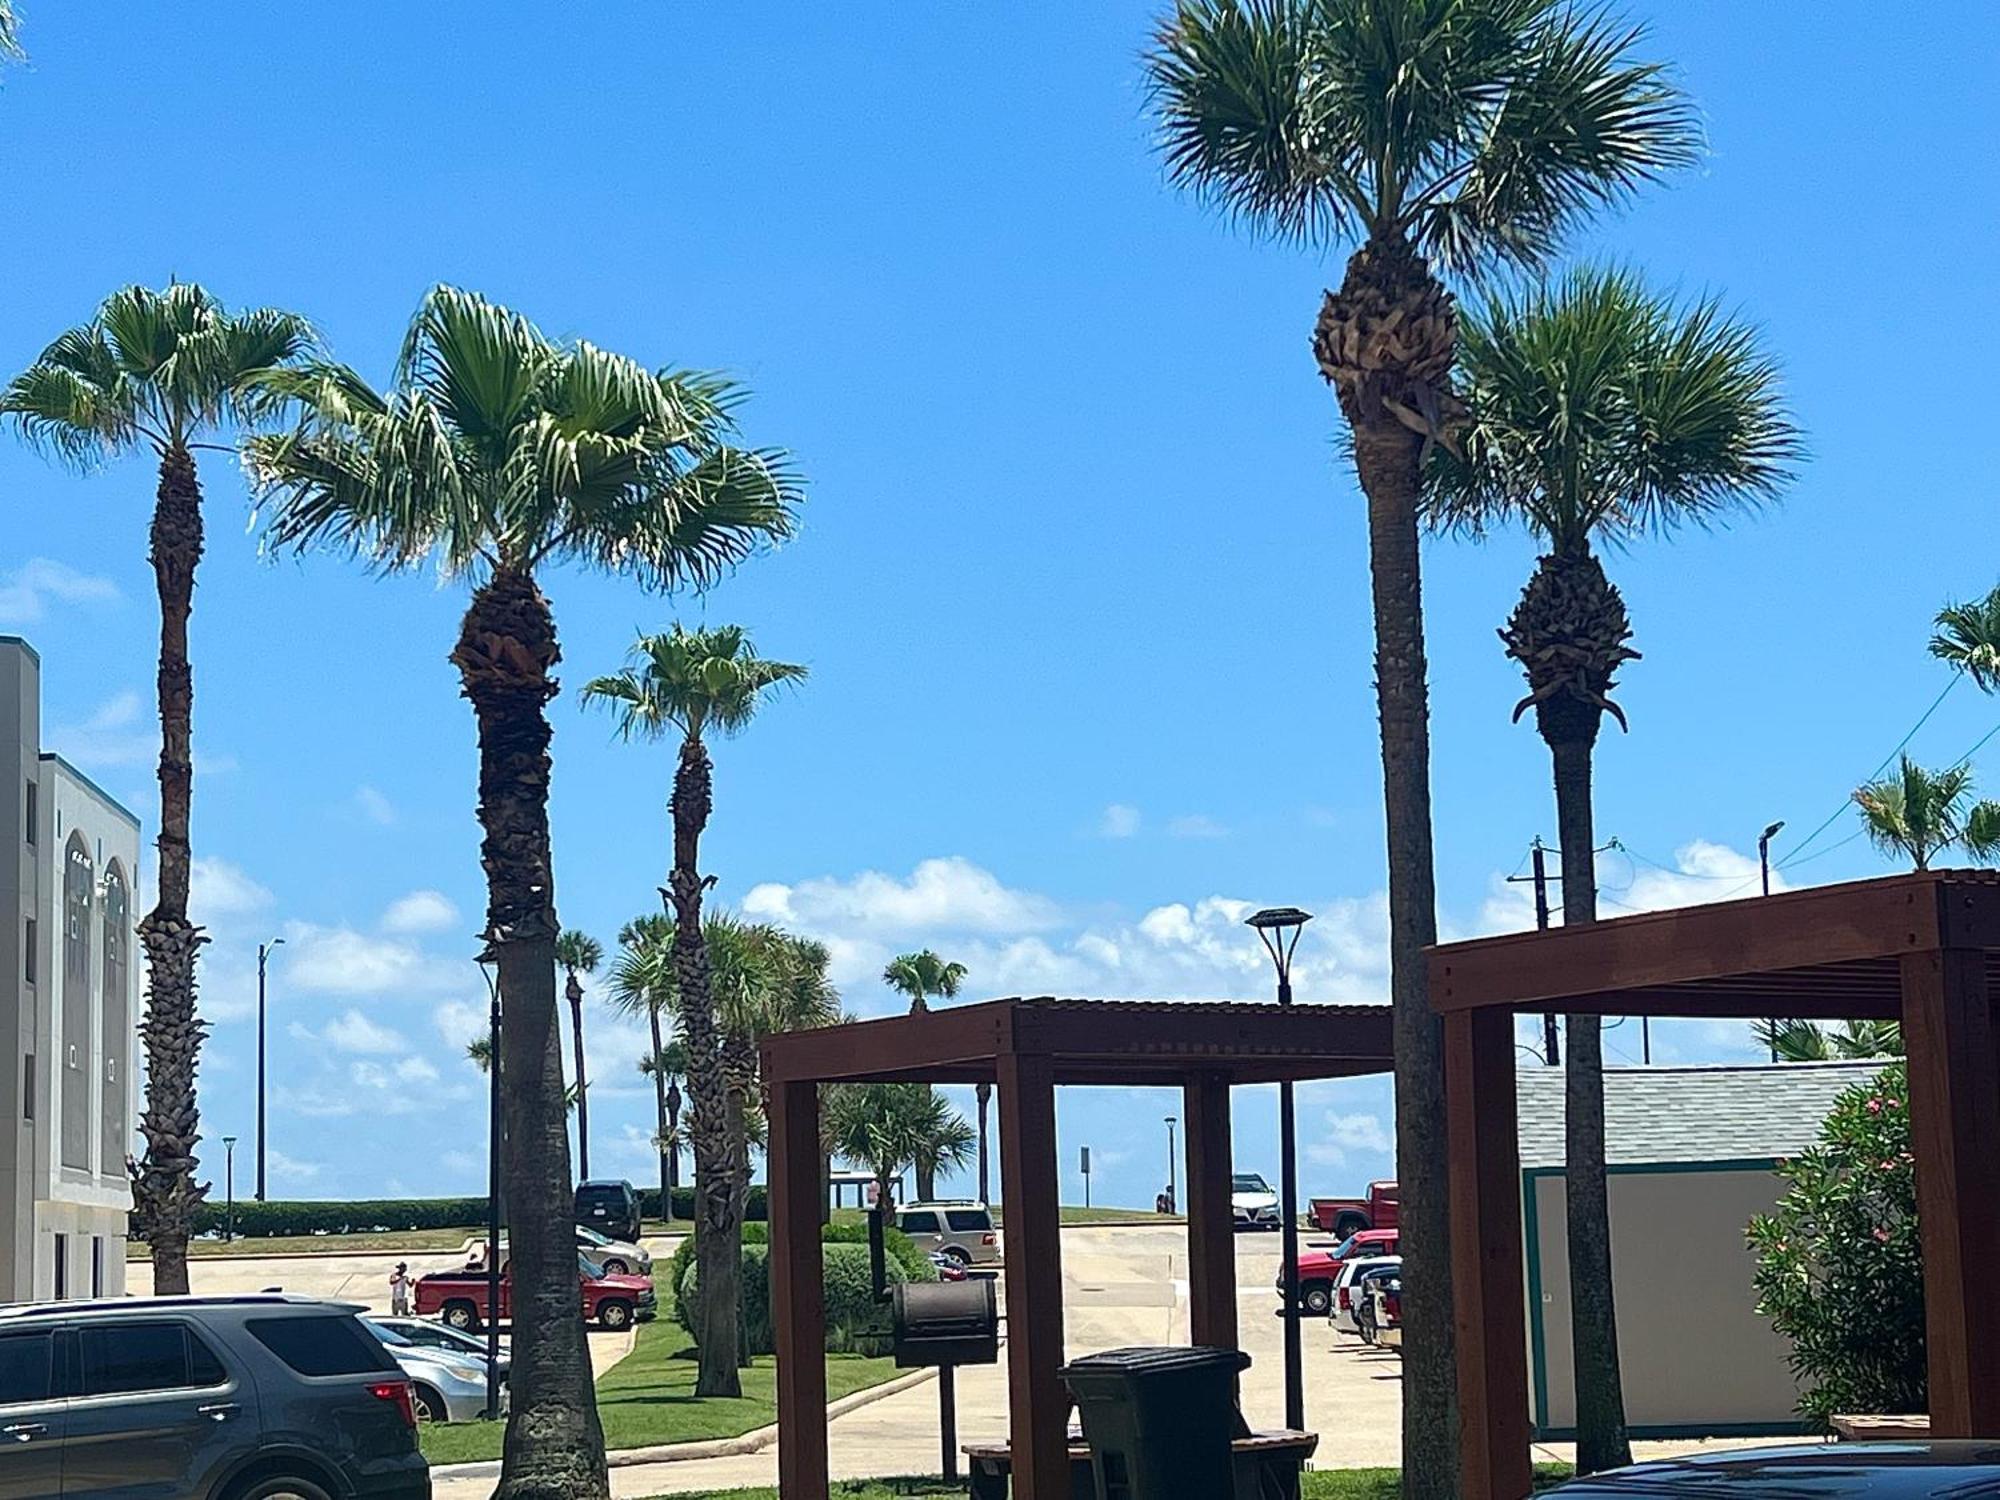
left=23, top=918, right=33, bottom=984
left=53, top=1234, right=67, bottom=1299
left=21, top=1055, right=31, bottom=1120
left=23, top=779, right=35, bottom=846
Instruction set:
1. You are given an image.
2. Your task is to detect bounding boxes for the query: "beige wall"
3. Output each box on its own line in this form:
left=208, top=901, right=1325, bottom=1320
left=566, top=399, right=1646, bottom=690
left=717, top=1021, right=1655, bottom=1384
left=1529, top=1164, right=1803, bottom=1432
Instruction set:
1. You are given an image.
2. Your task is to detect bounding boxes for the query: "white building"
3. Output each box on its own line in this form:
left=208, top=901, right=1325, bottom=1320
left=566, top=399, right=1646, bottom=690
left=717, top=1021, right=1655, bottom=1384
left=0, top=638, right=141, bottom=1302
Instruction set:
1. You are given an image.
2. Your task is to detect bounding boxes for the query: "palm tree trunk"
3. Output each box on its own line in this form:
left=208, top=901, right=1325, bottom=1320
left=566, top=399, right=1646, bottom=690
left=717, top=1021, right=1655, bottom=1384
left=132, top=441, right=209, bottom=1298
left=453, top=569, right=607, bottom=1500
left=1548, top=727, right=1631, bottom=1473
left=668, top=731, right=743, bottom=1397
left=649, top=1010, right=671, bottom=1222
left=1327, top=236, right=1456, bottom=1500
left=568, top=972, right=591, bottom=1182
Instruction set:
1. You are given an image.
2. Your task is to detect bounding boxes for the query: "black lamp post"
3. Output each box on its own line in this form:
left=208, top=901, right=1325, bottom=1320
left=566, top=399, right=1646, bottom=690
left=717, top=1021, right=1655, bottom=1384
left=255, top=937, right=284, bottom=1202
left=1246, top=905, right=1312, bottom=1434
left=474, top=938, right=504, bottom=1421
left=1759, top=821, right=1785, bottom=1063
left=664, top=1076, right=683, bottom=1226
left=222, top=1136, right=237, bottom=1244
left=1164, top=1115, right=1178, bottom=1214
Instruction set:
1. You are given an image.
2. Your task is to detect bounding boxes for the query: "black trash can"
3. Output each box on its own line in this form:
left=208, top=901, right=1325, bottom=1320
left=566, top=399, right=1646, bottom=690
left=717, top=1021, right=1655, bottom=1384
left=1061, top=1345, right=1251, bottom=1500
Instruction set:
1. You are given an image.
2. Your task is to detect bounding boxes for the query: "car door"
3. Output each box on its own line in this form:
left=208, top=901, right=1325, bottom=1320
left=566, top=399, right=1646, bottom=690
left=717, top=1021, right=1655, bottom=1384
left=0, top=1326, right=64, bottom=1500
left=897, top=1210, right=941, bottom=1253
left=58, top=1320, right=250, bottom=1500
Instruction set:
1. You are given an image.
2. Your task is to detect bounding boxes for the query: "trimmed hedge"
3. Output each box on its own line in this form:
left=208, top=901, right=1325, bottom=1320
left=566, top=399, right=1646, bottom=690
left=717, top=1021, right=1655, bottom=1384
left=638, top=1186, right=769, bottom=1223
left=671, top=1221, right=936, bottom=1357
left=170, top=1188, right=769, bottom=1242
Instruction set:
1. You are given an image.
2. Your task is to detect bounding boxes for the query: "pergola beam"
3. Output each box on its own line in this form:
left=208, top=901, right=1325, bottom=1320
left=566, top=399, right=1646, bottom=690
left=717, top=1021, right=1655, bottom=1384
left=1183, top=1071, right=1236, bottom=1350
left=771, top=1080, right=828, bottom=1499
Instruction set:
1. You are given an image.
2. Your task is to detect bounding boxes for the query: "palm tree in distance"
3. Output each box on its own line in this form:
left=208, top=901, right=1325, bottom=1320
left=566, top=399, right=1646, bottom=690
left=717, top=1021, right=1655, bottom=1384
left=0, top=5, right=20, bottom=61
left=1145, top=12, right=1696, bottom=1485
left=1932, top=584, right=2000, bottom=692
left=612, top=916, right=681, bottom=1225
left=556, top=930, right=604, bottom=1180
left=3, top=285, right=315, bottom=1294
left=1853, top=757, right=2000, bottom=871
left=248, top=287, right=798, bottom=1495
left=1427, top=266, right=1800, bottom=1468
left=882, top=949, right=967, bottom=1016
left=823, top=1082, right=976, bottom=1214
left=1754, top=1018, right=1904, bottom=1064
left=640, top=1038, right=691, bottom=1219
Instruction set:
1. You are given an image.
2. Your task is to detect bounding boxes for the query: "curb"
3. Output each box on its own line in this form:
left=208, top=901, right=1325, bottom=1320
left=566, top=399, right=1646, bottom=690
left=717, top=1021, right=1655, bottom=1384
left=429, top=1367, right=938, bottom=1481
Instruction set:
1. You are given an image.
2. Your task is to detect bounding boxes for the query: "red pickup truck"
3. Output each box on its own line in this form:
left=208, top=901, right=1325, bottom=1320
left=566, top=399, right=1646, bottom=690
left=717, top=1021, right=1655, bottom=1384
left=1308, top=1179, right=1398, bottom=1237
left=416, top=1251, right=657, bottom=1332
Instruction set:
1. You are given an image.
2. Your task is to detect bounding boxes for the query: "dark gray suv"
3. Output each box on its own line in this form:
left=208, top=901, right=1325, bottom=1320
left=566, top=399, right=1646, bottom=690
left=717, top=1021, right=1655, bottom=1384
left=0, top=1295, right=430, bottom=1500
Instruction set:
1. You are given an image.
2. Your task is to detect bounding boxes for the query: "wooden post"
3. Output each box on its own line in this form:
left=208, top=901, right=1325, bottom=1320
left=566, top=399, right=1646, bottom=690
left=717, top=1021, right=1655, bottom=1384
left=1446, top=1009, right=1533, bottom=1500
left=998, top=1048, right=1068, bottom=1500
left=771, top=1079, right=828, bottom=1500
left=1900, top=949, right=2000, bottom=1436
left=1183, top=1071, right=1237, bottom=1351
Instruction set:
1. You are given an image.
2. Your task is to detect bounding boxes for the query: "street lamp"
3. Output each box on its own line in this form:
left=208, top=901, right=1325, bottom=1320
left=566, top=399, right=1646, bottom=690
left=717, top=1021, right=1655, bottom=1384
left=255, top=937, right=284, bottom=1201
left=1246, top=905, right=1312, bottom=1434
left=1164, top=1116, right=1178, bottom=1214
left=1759, top=822, right=1785, bottom=1063
left=664, top=1075, right=683, bottom=1226
left=474, top=937, right=504, bottom=1421
left=222, top=1137, right=237, bottom=1244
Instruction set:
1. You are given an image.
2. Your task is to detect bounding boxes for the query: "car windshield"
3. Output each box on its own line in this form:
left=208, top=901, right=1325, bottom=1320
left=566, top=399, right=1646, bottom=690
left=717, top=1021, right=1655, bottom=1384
left=362, top=1320, right=413, bottom=1347
left=577, top=1226, right=611, bottom=1247
left=578, top=1252, right=607, bottom=1278
left=578, top=1187, right=626, bottom=1210
left=1232, top=1174, right=1270, bottom=1193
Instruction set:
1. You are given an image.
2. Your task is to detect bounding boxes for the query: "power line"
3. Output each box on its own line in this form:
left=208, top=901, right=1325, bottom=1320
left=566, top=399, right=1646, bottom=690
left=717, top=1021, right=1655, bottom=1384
left=1778, top=673, right=1962, bottom=870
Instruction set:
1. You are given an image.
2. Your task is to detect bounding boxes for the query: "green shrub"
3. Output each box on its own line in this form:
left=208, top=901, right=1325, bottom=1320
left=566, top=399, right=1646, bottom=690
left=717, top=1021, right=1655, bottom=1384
left=673, top=1227, right=935, bottom=1356
left=638, top=1186, right=767, bottom=1222
left=1748, top=1061, right=1921, bottom=1427
left=179, top=1197, right=492, bottom=1241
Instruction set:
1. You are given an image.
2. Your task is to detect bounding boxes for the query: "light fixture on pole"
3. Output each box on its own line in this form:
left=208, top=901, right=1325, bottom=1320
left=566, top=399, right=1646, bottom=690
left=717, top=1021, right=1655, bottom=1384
left=222, top=1136, right=237, bottom=1244
left=1758, top=821, right=1785, bottom=1063
left=1164, top=1116, right=1178, bottom=1215
left=255, top=937, right=284, bottom=1202
left=474, top=936, right=504, bottom=1421
left=1246, top=904, right=1312, bottom=1434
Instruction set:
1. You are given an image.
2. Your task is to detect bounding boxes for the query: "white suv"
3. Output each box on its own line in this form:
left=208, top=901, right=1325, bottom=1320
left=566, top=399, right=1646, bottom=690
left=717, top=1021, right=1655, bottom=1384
left=895, top=1201, right=1001, bottom=1267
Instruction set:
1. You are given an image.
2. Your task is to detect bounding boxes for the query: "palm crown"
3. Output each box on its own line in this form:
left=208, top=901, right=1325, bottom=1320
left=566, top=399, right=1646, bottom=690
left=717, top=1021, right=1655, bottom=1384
left=1144, top=0, right=1697, bottom=273
left=4, top=284, right=315, bottom=462
left=247, top=286, right=800, bottom=583
left=556, top=929, right=604, bottom=978
left=1853, top=756, right=2000, bottom=871
left=1931, top=585, right=2000, bottom=694
left=582, top=623, right=807, bottom=744
left=882, top=950, right=968, bottom=1014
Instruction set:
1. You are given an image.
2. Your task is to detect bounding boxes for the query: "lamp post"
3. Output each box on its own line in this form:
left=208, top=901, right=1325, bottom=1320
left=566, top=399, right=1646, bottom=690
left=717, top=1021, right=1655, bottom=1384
left=222, top=1136, right=237, bottom=1244
left=1759, top=821, right=1785, bottom=1063
left=664, top=1075, right=683, bottom=1226
left=1164, top=1116, right=1178, bottom=1214
left=474, top=938, right=504, bottom=1421
left=1246, top=905, right=1312, bottom=1434
left=255, top=937, right=284, bottom=1201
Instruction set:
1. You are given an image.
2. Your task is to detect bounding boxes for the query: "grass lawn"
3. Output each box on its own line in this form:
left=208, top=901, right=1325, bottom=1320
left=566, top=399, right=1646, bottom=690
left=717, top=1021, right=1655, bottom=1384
left=419, top=1303, right=902, bottom=1465
left=129, top=1227, right=485, bottom=1261
left=646, top=1465, right=1575, bottom=1499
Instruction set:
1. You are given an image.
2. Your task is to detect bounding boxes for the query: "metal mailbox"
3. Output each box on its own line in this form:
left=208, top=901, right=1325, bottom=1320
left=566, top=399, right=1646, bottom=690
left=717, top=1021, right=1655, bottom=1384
left=891, top=1278, right=999, bottom=1368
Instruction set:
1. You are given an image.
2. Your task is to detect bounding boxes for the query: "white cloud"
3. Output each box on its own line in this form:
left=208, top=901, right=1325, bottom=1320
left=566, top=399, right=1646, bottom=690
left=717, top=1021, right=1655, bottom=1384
left=433, top=998, right=488, bottom=1050
left=264, top=1149, right=322, bottom=1185
left=353, top=786, right=396, bottom=826
left=0, top=559, right=120, bottom=624
left=1476, top=838, right=1777, bottom=935
left=743, top=856, right=1061, bottom=938
left=382, top=890, right=458, bottom=936
left=1166, top=814, right=1228, bottom=839
left=1098, top=804, right=1141, bottom=839
left=50, top=690, right=152, bottom=769
left=315, top=1008, right=407, bottom=1055
left=282, top=922, right=466, bottom=998
left=190, top=858, right=274, bottom=927
left=1305, top=1111, right=1393, bottom=1169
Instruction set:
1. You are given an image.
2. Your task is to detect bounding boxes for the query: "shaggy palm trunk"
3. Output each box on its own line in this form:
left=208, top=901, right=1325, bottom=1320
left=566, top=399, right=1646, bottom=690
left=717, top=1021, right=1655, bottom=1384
left=132, top=442, right=209, bottom=1297
left=668, top=732, right=742, bottom=1396
left=1317, top=236, right=1456, bottom=1500
left=648, top=1010, right=671, bottom=1220
left=1505, top=546, right=1636, bottom=1473
left=453, top=569, right=607, bottom=1500
left=720, top=1030, right=758, bottom=1370
left=568, top=972, right=591, bottom=1182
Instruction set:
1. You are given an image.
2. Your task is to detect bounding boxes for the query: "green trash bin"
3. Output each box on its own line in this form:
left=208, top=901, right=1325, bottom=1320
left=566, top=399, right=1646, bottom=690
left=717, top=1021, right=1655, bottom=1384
left=1061, top=1345, right=1251, bottom=1500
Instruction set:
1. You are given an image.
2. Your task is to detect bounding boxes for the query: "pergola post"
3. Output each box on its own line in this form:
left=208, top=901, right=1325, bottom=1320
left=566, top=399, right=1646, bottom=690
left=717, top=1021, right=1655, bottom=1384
left=999, top=1048, right=1069, bottom=1500
left=1445, top=1009, right=1533, bottom=1500
left=770, top=1078, right=828, bottom=1500
left=1183, top=1070, right=1237, bottom=1350
left=1899, top=948, right=2000, bottom=1436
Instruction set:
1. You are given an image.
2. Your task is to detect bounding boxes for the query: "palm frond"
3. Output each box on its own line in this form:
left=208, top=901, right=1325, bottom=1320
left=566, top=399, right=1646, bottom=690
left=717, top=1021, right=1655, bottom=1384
left=1930, top=585, right=2000, bottom=695
left=582, top=622, right=806, bottom=744
left=555, top=929, right=604, bottom=976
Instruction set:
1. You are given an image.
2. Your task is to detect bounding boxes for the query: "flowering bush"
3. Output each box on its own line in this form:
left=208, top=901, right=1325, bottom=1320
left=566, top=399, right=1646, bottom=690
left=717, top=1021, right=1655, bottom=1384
left=1747, top=1062, right=1923, bottom=1426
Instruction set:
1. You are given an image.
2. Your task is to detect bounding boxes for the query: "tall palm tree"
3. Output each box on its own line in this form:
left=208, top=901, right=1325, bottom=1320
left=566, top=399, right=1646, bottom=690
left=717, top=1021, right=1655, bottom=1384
left=247, top=287, right=798, bottom=1496
left=0, top=4, right=20, bottom=62
left=555, top=929, right=603, bottom=1180
left=583, top=624, right=805, bottom=1397
left=639, top=1037, right=691, bottom=1218
left=1427, top=266, right=1799, bottom=1468
left=1145, top=13, right=1695, bottom=1487
left=1753, top=1018, right=1904, bottom=1064
left=1932, top=584, right=2000, bottom=693
left=3, top=285, right=314, bottom=1294
left=1853, top=756, right=2000, bottom=870
left=882, top=949, right=967, bottom=1016
left=614, top=915, right=685, bottom=1228
left=823, top=1082, right=975, bottom=1212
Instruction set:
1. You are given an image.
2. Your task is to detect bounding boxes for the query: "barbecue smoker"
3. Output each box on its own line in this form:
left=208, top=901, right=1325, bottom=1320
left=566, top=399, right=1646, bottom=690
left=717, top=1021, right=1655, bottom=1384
left=871, top=1206, right=999, bottom=1478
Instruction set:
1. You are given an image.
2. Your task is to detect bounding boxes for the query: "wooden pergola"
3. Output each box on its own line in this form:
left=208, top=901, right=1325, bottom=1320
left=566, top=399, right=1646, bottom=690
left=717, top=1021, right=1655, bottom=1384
left=761, top=995, right=1395, bottom=1500
left=1430, top=870, right=2000, bottom=1500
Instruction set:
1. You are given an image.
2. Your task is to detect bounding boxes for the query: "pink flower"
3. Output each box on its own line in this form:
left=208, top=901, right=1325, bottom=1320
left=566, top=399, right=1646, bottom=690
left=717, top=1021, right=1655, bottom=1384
left=1867, top=1098, right=1884, bottom=1114
left=1873, top=1227, right=1891, bottom=1243
left=1886, top=1098, right=1902, bottom=1110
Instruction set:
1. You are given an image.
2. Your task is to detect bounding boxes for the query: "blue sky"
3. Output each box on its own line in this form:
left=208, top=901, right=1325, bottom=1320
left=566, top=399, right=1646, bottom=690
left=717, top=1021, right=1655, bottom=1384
left=0, top=3, right=1995, bottom=1211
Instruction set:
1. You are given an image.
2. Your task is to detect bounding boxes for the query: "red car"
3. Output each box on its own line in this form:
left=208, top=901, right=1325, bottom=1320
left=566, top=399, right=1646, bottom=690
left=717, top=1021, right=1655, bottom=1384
left=416, top=1250, right=657, bottom=1332
left=1308, top=1179, right=1398, bottom=1237
left=1284, top=1227, right=1400, bottom=1316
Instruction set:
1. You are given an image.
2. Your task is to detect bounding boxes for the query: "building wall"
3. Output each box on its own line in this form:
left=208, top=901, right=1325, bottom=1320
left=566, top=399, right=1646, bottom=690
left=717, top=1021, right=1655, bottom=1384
left=0, top=644, right=40, bottom=1302
left=1526, top=1161, right=1804, bottom=1436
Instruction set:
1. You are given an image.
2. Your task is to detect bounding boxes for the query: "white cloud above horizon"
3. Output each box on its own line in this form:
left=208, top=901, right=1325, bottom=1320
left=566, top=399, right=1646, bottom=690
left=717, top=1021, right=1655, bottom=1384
left=383, top=889, right=458, bottom=936
left=0, top=558, right=120, bottom=625
left=1098, top=803, right=1141, bottom=838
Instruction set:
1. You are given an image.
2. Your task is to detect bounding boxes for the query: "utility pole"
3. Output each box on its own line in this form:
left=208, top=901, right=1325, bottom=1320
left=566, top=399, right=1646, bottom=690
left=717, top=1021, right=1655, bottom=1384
left=1508, top=839, right=1560, bottom=1066
left=256, top=938, right=284, bottom=1201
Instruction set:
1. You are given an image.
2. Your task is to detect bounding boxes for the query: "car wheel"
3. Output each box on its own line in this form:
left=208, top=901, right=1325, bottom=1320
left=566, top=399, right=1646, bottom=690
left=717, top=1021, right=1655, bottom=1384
left=229, top=1478, right=335, bottom=1500
left=410, top=1384, right=444, bottom=1424
left=599, top=1300, right=633, bottom=1330
left=601, top=1258, right=629, bottom=1275
left=442, top=1300, right=480, bottom=1333
left=942, top=1247, right=972, bottom=1267
left=1336, top=1214, right=1368, bottom=1239
left=1301, top=1282, right=1332, bottom=1317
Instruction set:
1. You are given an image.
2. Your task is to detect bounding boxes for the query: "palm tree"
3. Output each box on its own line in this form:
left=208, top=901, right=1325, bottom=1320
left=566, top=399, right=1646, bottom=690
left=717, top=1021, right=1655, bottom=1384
left=639, top=1038, right=690, bottom=1219
left=0, top=4, right=20, bottom=61
left=1932, top=584, right=2000, bottom=693
left=556, top=930, right=604, bottom=1180
left=247, top=287, right=798, bottom=1493
left=582, top=624, right=805, bottom=1397
left=467, top=1036, right=495, bottom=1073
left=1853, top=756, right=2000, bottom=870
left=882, top=950, right=967, bottom=1016
left=1427, top=266, right=1799, bottom=1467
left=614, top=915, right=683, bottom=1229
left=1145, top=13, right=1695, bottom=1486
left=3, top=285, right=315, bottom=1294
left=823, top=1083, right=976, bottom=1212
left=1754, top=1018, right=1904, bottom=1064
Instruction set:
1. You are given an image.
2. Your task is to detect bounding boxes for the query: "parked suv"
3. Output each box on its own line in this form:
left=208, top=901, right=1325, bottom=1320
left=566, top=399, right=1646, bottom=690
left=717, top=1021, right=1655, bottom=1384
left=895, top=1201, right=1000, bottom=1267
left=0, top=1294, right=427, bottom=1500
left=575, top=1178, right=642, bottom=1242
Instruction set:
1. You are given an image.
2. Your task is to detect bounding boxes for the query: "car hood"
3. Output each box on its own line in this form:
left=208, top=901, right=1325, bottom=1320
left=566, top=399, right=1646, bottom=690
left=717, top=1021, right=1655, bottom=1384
left=1232, top=1190, right=1278, bottom=1210
left=1296, top=1249, right=1338, bottom=1275
left=592, top=1272, right=655, bottom=1293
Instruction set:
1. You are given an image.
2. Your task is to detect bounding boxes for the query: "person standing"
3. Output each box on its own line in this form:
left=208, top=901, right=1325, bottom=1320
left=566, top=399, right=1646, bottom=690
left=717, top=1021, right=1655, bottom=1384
left=389, top=1262, right=411, bottom=1316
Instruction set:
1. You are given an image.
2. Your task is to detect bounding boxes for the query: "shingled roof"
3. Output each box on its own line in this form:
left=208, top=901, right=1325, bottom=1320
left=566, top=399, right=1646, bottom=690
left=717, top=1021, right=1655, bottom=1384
left=1515, top=1059, right=1886, bottom=1169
